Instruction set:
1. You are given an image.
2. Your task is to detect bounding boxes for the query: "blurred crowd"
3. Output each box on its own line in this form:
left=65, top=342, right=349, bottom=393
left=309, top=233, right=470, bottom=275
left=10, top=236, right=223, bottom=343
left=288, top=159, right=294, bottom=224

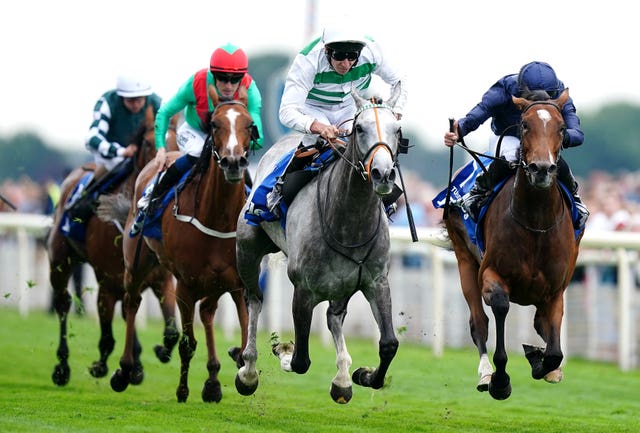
left=4, top=169, right=640, bottom=235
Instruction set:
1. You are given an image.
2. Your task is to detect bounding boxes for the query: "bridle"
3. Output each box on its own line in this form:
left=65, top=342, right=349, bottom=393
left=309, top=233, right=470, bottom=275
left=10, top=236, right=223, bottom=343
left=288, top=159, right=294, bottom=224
left=329, top=101, right=398, bottom=182
left=207, top=100, right=252, bottom=167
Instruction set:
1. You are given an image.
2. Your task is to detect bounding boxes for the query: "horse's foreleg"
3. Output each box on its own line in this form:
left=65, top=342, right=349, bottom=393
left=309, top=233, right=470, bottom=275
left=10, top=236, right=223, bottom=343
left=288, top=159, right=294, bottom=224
left=483, top=271, right=512, bottom=400
left=326, top=299, right=353, bottom=404
left=527, top=295, right=565, bottom=381
left=199, top=296, right=221, bottom=403
left=152, top=273, right=179, bottom=363
left=235, top=290, right=262, bottom=396
left=110, top=287, right=142, bottom=393
left=352, top=284, right=398, bottom=393
left=228, top=285, right=248, bottom=369
left=89, top=287, right=116, bottom=378
left=290, top=288, right=313, bottom=374
left=50, top=257, right=73, bottom=386
left=175, top=285, right=197, bottom=403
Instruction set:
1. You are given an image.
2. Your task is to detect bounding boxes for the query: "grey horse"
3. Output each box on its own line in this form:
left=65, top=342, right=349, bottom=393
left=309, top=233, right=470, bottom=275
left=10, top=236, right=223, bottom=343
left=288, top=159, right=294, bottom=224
left=235, top=83, right=403, bottom=404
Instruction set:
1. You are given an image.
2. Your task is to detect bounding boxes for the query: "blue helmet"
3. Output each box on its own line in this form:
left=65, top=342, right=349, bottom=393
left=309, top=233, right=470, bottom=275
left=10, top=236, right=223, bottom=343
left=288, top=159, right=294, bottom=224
left=517, top=61, right=561, bottom=97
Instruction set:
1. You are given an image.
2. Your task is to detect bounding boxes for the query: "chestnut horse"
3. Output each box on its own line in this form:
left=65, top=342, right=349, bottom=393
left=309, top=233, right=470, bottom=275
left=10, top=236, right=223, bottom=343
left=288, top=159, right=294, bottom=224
left=444, top=89, right=583, bottom=400
left=47, top=106, right=179, bottom=386
left=109, top=87, right=253, bottom=403
left=235, top=84, right=403, bottom=404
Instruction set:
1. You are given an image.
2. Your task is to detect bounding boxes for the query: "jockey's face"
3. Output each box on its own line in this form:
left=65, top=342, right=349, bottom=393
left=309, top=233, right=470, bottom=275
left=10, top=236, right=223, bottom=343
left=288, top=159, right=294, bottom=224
left=214, top=73, right=243, bottom=98
left=327, top=48, right=359, bottom=75
left=123, top=96, right=146, bottom=114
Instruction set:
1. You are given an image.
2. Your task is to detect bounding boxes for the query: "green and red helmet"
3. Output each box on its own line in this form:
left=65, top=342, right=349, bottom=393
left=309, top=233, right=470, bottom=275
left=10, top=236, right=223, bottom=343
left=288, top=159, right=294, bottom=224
left=210, top=43, right=248, bottom=74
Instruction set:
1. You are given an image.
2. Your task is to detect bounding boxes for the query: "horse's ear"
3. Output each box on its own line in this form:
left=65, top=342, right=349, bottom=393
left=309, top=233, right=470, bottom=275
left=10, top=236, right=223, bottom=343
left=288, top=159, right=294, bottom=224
left=512, top=95, right=529, bottom=111
left=351, top=85, right=367, bottom=108
left=555, top=88, right=570, bottom=108
left=237, top=85, right=248, bottom=106
left=387, top=81, right=402, bottom=107
left=208, top=84, right=220, bottom=106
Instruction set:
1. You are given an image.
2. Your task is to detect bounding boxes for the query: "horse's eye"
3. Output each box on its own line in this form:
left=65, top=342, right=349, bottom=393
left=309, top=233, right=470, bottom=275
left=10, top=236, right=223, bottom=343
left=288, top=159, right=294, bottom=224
left=355, top=124, right=364, bottom=133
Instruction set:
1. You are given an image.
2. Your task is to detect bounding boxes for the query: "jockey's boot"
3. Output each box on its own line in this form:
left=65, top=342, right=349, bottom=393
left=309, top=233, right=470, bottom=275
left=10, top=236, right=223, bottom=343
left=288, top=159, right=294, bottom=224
left=461, top=158, right=513, bottom=222
left=382, top=184, right=404, bottom=218
left=558, top=156, right=590, bottom=230
left=139, top=154, right=196, bottom=216
left=65, top=165, right=111, bottom=222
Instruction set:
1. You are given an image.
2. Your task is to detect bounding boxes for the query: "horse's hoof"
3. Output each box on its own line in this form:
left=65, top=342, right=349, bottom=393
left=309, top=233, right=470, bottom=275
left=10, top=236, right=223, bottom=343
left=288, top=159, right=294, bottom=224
left=153, top=345, right=171, bottom=363
left=130, top=362, right=144, bottom=385
left=110, top=369, right=129, bottom=392
left=235, top=373, right=258, bottom=396
left=544, top=368, right=563, bottom=383
left=89, top=361, right=108, bottom=378
left=351, top=367, right=375, bottom=387
left=202, top=379, right=222, bottom=403
left=52, top=363, right=70, bottom=386
left=488, top=373, right=512, bottom=400
left=476, top=374, right=491, bottom=392
left=176, top=385, right=189, bottom=403
left=228, top=346, right=244, bottom=368
left=330, top=383, right=353, bottom=404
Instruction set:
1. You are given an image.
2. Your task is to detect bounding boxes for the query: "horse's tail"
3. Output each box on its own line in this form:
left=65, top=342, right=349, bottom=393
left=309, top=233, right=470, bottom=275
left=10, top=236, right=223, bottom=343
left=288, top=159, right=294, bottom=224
left=96, top=193, right=130, bottom=225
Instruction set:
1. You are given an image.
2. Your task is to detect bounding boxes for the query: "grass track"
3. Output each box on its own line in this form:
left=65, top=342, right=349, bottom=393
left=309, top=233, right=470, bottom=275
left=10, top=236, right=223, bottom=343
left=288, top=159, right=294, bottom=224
left=0, top=307, right=638, bottom=432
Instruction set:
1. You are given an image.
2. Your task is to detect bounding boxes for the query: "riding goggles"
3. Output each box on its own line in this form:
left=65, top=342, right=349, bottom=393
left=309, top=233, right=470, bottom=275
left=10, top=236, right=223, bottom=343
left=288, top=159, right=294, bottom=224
left=330, top=50, right=360, bottom=62
left=213, top=73, right=244, bottom=84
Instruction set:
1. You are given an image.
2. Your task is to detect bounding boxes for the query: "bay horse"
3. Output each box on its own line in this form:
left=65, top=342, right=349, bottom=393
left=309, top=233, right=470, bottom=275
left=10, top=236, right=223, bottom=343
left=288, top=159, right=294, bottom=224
left=108, top=87, right=253, bottom=403
left=235, top=84, right=403, bottom=404
left=444, top=89, right=583, bottom=400
left=46, top=106, right=180, bottom=386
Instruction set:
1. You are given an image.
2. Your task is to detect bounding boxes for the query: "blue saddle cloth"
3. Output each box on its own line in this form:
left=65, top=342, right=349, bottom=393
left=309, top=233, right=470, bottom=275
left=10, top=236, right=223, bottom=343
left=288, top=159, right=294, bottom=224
left=432, top=158, right=581, bottom=253
left=244, top=146, right=337, bottom=228
left=60, top=162, right=133, bottom=242
left=128, top=171, right=193, bottom=240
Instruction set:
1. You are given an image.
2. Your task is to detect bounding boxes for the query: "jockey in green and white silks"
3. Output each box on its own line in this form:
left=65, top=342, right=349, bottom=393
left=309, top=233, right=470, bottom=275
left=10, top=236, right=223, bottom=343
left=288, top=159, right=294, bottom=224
left=279, top=25, right=408, bottom=144
left=85, top=75, right=161, bottom=170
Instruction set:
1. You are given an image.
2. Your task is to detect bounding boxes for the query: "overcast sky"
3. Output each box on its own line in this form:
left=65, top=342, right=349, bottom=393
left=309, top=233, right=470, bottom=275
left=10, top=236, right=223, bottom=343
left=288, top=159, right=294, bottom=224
left=1, top=0, right=637, bottom=153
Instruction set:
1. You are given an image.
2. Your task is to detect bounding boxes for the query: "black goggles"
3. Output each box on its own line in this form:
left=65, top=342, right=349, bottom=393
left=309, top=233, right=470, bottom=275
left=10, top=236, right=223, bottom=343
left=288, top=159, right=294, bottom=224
left=213, top=73, right=243, bottom=84
left=330, top=50, right=359, bottom=62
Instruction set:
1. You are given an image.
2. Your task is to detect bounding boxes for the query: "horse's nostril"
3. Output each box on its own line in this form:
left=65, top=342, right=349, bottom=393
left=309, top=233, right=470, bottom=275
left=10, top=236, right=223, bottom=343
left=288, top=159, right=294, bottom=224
left=219, top=158, right=230, bottom=169
left=370, top=168, right=382, bottom=181
left=239, top=157, right=249, bottom=168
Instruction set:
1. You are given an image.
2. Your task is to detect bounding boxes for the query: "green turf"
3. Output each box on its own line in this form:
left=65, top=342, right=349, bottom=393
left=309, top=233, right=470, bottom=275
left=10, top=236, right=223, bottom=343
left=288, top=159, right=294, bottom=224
left=0, top=307, right=638, bottom=432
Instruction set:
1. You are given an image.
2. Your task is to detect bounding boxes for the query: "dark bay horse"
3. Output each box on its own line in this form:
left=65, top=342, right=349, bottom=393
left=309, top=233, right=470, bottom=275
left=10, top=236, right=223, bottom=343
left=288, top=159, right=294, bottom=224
left=47, top=106, right=180, bottom=386
left=235, top=84, right=403, bottom=404
left=444, top=89, right=583, bottom=400
left=109, top=87, right=253, bottom=403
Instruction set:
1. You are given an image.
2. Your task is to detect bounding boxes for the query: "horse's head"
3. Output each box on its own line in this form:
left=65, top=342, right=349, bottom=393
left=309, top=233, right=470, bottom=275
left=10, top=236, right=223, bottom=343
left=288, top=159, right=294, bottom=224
left=512, top=88, right=570, bottom=189
left=349, top=82, right=403, bottom=196
left=206, top=84, right=254, bottom=183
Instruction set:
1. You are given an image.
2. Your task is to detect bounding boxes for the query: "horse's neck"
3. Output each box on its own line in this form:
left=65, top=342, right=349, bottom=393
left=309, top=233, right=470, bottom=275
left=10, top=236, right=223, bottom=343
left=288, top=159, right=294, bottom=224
left=192, top=165, right=244, bottom=228
left=510, top=170, right=563, bottom=226
left=321, top=158, right=380, bottom=227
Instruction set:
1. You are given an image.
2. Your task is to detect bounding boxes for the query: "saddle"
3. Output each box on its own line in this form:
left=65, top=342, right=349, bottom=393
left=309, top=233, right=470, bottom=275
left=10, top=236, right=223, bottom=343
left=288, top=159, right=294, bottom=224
left=244, top=140, right=338, bottom=227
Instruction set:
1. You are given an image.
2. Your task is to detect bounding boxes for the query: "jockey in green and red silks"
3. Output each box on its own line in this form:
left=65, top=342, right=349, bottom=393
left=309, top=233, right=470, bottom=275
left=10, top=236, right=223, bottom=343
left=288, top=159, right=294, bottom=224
left=141, top=43, right=264, bottom=214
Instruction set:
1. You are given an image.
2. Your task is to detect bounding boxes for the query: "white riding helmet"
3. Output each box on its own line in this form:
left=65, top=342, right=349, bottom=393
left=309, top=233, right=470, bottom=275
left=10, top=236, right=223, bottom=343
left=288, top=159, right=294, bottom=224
left=321, top=26, right=368, bottom=49
left=116, top=74, right=153, bottom=98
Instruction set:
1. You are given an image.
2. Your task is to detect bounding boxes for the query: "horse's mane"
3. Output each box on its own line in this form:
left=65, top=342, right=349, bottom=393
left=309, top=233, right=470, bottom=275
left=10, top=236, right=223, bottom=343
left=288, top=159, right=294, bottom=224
left=520, top=87, right=553, bottom=102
